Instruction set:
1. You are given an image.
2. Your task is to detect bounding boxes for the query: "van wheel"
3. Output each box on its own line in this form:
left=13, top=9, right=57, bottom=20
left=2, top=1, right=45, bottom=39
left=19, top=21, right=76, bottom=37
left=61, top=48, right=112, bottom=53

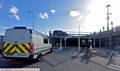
left=49, top=48, right=53, bottom=53
left=30, top=54, right=41, bottom=62
left=36, top=54, right=42, bottom=61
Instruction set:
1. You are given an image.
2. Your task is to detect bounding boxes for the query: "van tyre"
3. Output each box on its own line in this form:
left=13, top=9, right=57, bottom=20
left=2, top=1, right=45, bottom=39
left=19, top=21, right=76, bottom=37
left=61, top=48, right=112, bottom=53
left=36, top=54, right=42, bottom=62
left=49, top=48, right=53, bottom=53
left=30, top=54, right=41, bottom=62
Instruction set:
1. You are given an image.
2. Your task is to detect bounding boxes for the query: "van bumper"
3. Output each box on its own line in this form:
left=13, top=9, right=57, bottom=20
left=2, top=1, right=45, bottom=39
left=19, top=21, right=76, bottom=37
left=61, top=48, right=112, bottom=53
left=2, top=52, right=30, bottom=60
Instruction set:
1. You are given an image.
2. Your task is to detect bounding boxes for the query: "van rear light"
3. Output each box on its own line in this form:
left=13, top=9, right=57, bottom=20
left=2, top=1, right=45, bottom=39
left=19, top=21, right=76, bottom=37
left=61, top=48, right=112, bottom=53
left=30, top=43, right=35, bottom=52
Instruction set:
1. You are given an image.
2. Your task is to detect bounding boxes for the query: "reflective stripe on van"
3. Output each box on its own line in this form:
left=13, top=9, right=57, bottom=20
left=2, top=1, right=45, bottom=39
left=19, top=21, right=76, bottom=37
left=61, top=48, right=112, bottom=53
left=3, top=42, right=30, bottom=54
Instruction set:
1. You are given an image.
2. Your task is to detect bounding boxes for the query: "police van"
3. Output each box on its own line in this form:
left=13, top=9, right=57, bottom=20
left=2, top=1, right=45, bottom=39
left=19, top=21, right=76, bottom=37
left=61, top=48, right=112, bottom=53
left=2, top=27, right=52, bottom=61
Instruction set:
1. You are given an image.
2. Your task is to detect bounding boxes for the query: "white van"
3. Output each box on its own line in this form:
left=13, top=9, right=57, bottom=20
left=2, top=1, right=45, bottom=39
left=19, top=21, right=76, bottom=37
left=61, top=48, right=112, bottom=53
left=3, top=27, right=52, bottom=61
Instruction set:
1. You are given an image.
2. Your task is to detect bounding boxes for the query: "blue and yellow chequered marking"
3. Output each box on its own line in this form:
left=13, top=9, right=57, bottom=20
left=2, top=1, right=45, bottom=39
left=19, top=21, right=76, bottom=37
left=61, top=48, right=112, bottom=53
left=3, top=42, right=30, bottom=54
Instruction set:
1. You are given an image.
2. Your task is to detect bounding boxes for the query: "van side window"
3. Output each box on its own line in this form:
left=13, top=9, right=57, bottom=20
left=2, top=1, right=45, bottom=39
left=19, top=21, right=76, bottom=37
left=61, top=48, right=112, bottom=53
left=44, top=39, right=48, bottom=44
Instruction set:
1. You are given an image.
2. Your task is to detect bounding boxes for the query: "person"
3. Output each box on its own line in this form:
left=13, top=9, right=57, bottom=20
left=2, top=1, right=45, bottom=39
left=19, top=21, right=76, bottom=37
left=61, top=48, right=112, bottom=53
left=81, top=40, right=86, bottom=52
left=81, top=39, right=92, bottom=64
left=81, top=39, right=88, bottom=64
left=87, top=39, right=92, bottom=58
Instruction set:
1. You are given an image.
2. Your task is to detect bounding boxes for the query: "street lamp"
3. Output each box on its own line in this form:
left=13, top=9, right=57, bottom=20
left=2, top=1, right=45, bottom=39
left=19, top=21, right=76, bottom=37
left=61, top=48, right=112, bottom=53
left=106, top=5, right=111, bottom=30
left=93, top=32, right=96, bottom=48
left=110, top=21, right=113, bottom=48
left=28, top=11, right=35, bottom=30
left=99, top=29, right=101, bottom=48
left=102, top=26, right=105, bottom=31
left=106, top=4, right=111, bottom=48
left=111, top=21, right=113, bottom=31
left=78, top=26, right=80, bottom=52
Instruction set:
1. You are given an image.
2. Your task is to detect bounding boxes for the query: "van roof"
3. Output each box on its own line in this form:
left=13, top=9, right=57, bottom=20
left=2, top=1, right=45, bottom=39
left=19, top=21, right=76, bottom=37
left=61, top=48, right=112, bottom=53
left=33, top=30, right=49, bottom=37
left=6, top=28, right=49, bottom=37
left=13, top=27, right=26, bottom=29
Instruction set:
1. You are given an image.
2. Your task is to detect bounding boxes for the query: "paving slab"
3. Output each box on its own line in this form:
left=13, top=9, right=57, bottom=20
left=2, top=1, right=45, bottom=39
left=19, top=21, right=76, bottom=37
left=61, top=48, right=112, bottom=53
left=90, top=56, right=107, bottom=66
left=107, top=52, right=120, bottom=70
left=42, top=52, right=71, bottom=67
left=110, top=52, right=120, bottom=66
left=0, top=48, right=117, bottom=71
left=54, top=57, right=116, bottom=71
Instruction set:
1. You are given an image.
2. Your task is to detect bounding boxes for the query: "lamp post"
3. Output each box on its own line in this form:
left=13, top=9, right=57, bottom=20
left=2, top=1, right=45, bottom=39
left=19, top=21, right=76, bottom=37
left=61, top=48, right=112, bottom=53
left=106, top=5, right=111, bottom=30
left=59, top=37, right=63, bottom=50
left=103, top=26, right=105, bottom=31
left=78, top=26, right=80, bottom=52
left=93, top=32, right=96, bottom=48
left=99, top=29, right=101, bottom=48
left=110, top=21, right=113, bottom=48
left=28, top=11, right=35, bottom=30
left=106, top=5, right=111, bottom=48
left=111, top=21, right=113, bottom=31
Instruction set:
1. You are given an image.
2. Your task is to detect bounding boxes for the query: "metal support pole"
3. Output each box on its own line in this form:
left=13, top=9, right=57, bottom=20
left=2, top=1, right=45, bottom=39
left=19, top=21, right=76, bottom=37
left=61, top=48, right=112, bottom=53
left=59, top=37, right=63, bottom=50
left=28, top=11, right=35, bottom=30
left=99, top=30, right=101, bottom=48
left=65, top=37, right=66, bottom=47
left=107, top=6, right=110, bottom=31
left=93, top=32, right=96, bottom=48
left=110, top=33, right=112, bottom=48
left=78, top=26, right=80, bottom=52
left=106, top=5, right=111, bottom=48
left=32, top=12, right=35, bottom=30
left=110, top=21, right=113, bottom=48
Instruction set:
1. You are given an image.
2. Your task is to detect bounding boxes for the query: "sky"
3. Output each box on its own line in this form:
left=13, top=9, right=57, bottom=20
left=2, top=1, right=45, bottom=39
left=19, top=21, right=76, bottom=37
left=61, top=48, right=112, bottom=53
left=0, top=0, right=120, bottom=35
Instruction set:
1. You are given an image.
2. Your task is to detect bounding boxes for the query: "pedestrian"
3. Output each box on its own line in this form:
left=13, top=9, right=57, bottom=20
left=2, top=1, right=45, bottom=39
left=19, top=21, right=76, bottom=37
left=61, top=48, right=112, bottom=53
left=81, top=39, right=89, bottom=63
left=88, top=39, right=92, bottom=58
left=83, top=40, right=90, bottom=64
left=81, top=39, right=92, bottom=64
left=80, top=40, right=85, bottom=62
left=81, top=40, right=86, bottom=52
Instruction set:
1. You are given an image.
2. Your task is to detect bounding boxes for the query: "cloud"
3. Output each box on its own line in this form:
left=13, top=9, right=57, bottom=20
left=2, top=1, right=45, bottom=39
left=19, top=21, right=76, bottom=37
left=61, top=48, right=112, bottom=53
left=81, top=0, right=107, bottom=32
left=38, top=12, right=49, bottom=20
left=50, top=9, right=56, bottom=14
left=14, top=14, right=20, bottom=20
left=75, top=15, right=85, bottom=21
left=9, top=6, right=20, bottom=20
left=69, top=10, right=80, bottom=17
left=69, top=10, right=85, bottom=21
left=9, top=6, right=18, bottom=14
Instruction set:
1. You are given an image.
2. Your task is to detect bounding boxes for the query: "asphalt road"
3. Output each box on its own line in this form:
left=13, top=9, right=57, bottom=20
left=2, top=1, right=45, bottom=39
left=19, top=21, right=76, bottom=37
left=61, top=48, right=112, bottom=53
left=0, top=48, right=117, bottom=71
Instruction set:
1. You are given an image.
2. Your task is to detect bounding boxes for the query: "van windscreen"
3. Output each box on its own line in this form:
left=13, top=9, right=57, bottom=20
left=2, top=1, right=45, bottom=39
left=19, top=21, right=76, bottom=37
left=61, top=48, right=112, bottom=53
left=4, top=29, right=31, bottom=44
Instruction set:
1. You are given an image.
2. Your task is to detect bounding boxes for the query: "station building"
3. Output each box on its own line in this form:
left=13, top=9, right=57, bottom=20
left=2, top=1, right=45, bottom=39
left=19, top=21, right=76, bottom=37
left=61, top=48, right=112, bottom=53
left=49, top=26, right=120, bottom=49
left=49, top=30, right=93, bottom=48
